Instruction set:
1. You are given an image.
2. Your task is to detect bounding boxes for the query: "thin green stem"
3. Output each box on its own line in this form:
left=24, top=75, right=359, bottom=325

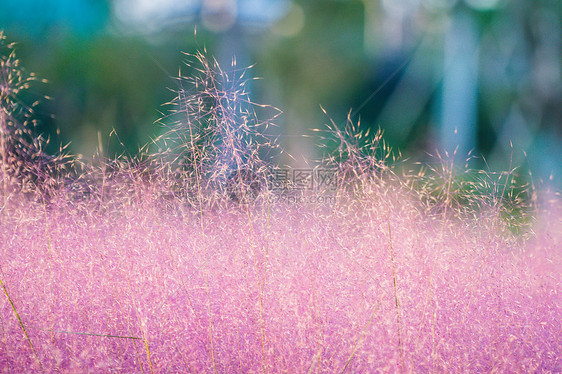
left=0, top=271, right=44, bottom=373
left=387, top=214, right=403, bottom=371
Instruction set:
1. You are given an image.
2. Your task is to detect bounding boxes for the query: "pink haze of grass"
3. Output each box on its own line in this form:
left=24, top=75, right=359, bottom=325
left=1, top=34, right=561, bottom=372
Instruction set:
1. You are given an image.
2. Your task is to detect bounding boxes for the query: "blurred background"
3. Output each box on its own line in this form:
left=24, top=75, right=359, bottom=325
left=1, top=0, right=560, bottom=186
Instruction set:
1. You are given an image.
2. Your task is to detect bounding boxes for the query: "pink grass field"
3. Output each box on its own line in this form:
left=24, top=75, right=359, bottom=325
left=1, top=33, right=561, bottom=372
left=1, top=181, right=561, bottom=373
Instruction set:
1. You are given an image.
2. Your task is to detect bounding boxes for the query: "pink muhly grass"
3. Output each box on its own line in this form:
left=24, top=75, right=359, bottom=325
left=1, top=33, right=561, bottom=372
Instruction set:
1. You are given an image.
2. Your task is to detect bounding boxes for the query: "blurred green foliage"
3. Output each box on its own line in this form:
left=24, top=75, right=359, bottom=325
left=0, top=0, right=560, bottom=187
